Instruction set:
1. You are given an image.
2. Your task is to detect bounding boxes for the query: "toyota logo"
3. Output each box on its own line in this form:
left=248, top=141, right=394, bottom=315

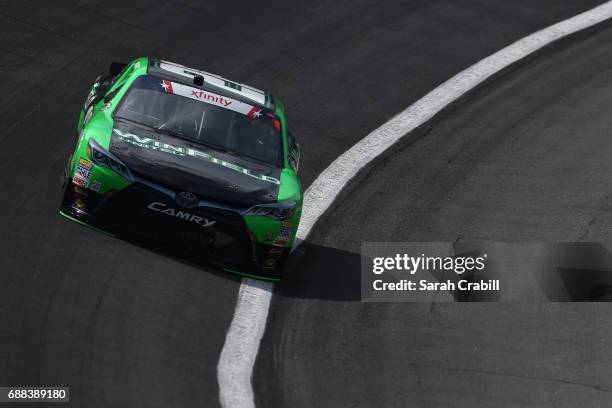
left=175, top=191, right=199, bottom=209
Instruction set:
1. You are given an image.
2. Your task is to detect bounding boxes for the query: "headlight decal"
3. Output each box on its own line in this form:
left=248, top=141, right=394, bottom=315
left=87, top=138, right=134, bottom=182
left=244, top=200, right=296, bottom=220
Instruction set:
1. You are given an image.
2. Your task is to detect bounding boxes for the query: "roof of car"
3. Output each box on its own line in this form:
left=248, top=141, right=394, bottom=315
left=147, top=58, right=275, bottom=111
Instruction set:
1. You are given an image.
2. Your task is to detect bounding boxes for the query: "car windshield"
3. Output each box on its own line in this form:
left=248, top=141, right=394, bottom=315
left=114, top=75, right=283, bottom=167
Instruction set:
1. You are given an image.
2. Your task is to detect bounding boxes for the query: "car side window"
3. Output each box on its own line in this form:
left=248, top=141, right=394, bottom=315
left=288, top=131, right=301, bottom=173
left=91, top=62, right=130, bottom=105
left=107, top=63, right=132, bottom=93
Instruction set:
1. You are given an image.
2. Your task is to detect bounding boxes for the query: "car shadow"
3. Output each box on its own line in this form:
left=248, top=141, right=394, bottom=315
left=275, top=241, right=363, bottom=302
left=109, top=228, right=612, bottom=303
left=117, top=232, right=244, bottom=283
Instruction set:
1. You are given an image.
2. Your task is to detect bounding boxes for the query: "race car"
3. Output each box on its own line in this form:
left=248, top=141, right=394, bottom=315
left=59, top=58, right=302, bottom=280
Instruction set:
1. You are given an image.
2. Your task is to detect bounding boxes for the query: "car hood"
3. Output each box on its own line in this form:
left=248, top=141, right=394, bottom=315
left=108, top=120, right=281, bottom=206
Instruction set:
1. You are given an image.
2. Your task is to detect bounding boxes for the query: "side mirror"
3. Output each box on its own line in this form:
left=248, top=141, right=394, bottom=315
left=108, top=62, right=127, bottom=77
left=95, top=81, right=110, bottom=98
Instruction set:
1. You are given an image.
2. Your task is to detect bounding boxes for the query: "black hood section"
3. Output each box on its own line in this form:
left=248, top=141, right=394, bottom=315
left=109, top=121, right=280, bottom=206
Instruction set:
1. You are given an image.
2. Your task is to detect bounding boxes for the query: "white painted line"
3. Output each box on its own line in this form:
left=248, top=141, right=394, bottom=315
left=217, top=3, right=612, bottom=407
left=217, top=278, right=272, bottom=408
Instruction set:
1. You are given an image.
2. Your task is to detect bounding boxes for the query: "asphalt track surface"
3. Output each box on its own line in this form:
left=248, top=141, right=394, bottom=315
left=257, top=17, right=612, bottom=408
left=0, top=1, right=608, bottom=407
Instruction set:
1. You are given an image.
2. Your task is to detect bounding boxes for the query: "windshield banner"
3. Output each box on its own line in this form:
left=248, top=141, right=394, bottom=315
left=160, top=79, right=262, bottom=118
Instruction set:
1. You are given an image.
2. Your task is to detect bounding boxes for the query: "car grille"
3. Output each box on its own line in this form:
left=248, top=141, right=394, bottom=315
left=97, top=182, right=255, bottom=263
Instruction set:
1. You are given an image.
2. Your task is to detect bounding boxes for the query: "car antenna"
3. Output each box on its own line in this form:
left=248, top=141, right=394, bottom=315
left=193, top=75, right=204, bottom=86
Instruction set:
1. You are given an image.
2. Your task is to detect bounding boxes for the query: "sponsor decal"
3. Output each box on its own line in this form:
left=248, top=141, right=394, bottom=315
left=279, top=226, right=292, bottom=239
left=76, top=159, right=93, bottom=182
left=158, top=60, right=267, bottom=106
left=281, top=220, right=295, bottom=228
left=72, top=175, right=88, bottom=187
left=272, top=235, right=290, bottom=247
left=147, top=202, right=215, bottom=228
left=189, top=89, right=232, bottom=107
left=79, top=158, right=93, bottom=168
left=90, top=180, right=102, bottom=192
left=113, top=128, right=280, bottom=185
left=159, top=79, right=264, bottom=118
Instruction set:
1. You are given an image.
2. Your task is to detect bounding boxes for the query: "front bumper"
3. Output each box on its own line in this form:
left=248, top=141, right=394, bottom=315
left=60, top=180, right=289, bottom=280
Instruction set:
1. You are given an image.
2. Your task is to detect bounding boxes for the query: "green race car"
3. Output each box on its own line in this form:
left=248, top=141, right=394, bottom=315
left=60, top=58, right=302, bottom=280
